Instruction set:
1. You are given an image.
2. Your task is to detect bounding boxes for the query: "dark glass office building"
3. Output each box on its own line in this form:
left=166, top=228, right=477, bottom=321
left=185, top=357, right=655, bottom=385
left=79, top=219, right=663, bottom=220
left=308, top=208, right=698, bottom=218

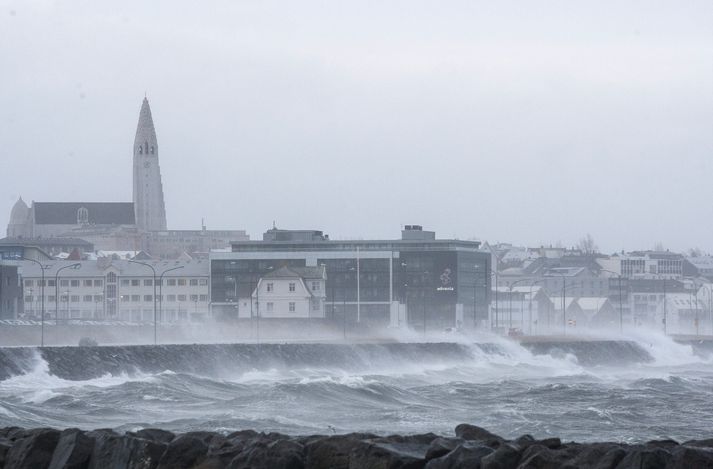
left=210, top=226, right=491, bottom=330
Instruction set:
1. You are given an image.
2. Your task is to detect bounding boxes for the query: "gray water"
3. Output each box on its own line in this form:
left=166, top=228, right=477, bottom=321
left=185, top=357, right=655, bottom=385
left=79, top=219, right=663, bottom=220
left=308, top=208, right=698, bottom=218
left=0, top=332, right=711, bottom=443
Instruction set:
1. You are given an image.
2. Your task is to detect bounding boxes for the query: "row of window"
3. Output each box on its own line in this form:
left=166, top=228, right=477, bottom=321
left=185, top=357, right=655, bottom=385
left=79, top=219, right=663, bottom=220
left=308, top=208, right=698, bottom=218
left=120, top=294, right=208, bottom=302
left=119, top=278, right=208, bottom=287
left=264, top=282, right=320, bottom=293
left=24, top=294, right=209, bottom=303
left=25, top=279, right=103, bottom=288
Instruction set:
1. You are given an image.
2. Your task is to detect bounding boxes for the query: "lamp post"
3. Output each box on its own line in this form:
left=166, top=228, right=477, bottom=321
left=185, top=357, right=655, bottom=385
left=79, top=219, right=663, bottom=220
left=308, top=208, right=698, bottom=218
left=19, top=257, right=50, bottom=347
left=159, top=266, right=184, bottom=327
left=128, top=260, right=157, bottom=345
left=55, top=263, right=81, bottom=325
left=600, top=269, right=624, bottom=334
left=527, top=280, right=545, bottom=335
left=507, top=279, right=532, bottom=331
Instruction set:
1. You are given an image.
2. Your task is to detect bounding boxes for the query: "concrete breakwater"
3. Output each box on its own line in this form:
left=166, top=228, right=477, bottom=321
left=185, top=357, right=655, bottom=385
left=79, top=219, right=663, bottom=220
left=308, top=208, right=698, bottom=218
left=1, top=423, right=711, bottom=469
left=0, top=340, right=654, bottom=381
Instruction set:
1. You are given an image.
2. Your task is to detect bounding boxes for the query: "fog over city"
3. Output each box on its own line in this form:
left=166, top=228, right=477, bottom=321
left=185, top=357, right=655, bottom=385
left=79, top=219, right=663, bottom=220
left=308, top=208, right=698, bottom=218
left=2, top=1, right=712, bottom=252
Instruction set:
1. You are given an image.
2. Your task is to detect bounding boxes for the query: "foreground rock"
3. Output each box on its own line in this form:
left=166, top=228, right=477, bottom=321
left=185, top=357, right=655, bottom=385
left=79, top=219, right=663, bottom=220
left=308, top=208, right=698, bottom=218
left=1, top=424, right=712, bottom=469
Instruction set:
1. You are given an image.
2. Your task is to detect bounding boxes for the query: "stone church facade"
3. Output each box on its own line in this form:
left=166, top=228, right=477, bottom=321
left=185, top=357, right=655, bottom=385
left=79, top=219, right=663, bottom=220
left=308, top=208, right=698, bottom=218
left=5, top=98, right=247, bottom=257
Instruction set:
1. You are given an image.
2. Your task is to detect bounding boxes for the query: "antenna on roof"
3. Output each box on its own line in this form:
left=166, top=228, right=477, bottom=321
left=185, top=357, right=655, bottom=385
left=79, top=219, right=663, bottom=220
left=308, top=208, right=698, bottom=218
left=272, top=220, right=276, bottom=229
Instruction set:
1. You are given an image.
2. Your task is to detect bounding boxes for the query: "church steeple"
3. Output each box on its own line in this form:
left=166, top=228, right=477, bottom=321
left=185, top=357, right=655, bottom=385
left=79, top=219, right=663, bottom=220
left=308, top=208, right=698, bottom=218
left=132, top=97, right=167, bottom=231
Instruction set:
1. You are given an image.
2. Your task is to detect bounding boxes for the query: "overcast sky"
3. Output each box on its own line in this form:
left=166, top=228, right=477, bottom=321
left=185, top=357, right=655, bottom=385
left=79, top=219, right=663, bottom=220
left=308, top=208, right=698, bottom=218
left=1, top=1, right=712, bottom=253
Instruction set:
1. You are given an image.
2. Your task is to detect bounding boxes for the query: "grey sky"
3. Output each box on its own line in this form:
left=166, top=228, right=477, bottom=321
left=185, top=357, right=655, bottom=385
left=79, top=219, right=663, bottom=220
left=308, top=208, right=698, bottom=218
left=1, top=1, right=712, bottom=253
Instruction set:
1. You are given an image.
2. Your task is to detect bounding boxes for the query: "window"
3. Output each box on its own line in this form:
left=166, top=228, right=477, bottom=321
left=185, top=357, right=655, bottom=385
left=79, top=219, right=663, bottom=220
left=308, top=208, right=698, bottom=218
left=289, top=283, right=295, bottom=292
left=267, top=302, right=274, bottom=312
left=84, top=280, right=93, bottom=287
left=311, top=282, right=320, bottom=291
left=94, top=280, right=103, bottom=287
left=167, top=295, right=176, bottom=302
left=178, top=295, right=186, bottom=301
left=121, top=279, right=130, bottom=286
left=190, top=279, right=198, bottom=286
left=178, top=279, right=186, bottom=286
left=199, top=295, right=208, bottom=302
left=131, top=279, right=140, bottom=286
left=24, top=280, right=33, bottom=287
left=71, top=280, right=79, bottom=287
left=24, top=296, right=33, bottom=303
left=289, top=302, right=296, bottom=312
left=131, top=295, right=140, bottom=302
left=199, top=279, right=208, bottom=286
left=121, top=296, right=130, bottom=302
left=47, top=280, right=56, bottom=287
left=77, top=207, right=89, bottom=224
left=70, top=295, right=80, bottom=302
left=313, top=301, right=320, bottom=311
left=143, top=295, right=152, bottom=302
left=267, top=283, right=274, bottom=292
left=60, top=280, right=69, bottom=287
left=83, top=295, right=92, bottom=302
left=144, top=279, right=153, bottom=286
left=94, top=295, right=103, bottom=302
left=107, top=272, right=117, bottom=283
left=48, top=296, right=56, bottom=302
left=190, top=294, right=198, bottom=302
left=167, top=279, right=176, bottom=286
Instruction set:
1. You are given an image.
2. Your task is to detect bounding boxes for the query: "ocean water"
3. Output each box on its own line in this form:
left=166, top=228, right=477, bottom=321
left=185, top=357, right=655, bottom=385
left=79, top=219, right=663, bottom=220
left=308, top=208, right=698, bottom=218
left=0, top=332, right=711, bottom=443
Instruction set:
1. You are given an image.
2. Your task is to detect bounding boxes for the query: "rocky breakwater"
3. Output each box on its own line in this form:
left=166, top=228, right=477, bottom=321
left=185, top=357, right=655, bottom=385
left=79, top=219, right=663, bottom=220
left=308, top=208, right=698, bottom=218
left=1, top=424, right=712, bottom=469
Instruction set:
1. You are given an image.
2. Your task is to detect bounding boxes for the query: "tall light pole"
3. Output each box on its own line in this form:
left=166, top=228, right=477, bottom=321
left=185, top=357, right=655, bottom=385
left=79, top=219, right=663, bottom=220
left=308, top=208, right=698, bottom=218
left=159, top=265, right=184, bottom=327
left=600, top=269, right=624, bottom=334
left=55, top=263, right=81, bottom=325
left=129, top=260, right=157, bottom=345
left=19, top=256, right=50, bottom=347
left=507, top=279, right=532, bottom=331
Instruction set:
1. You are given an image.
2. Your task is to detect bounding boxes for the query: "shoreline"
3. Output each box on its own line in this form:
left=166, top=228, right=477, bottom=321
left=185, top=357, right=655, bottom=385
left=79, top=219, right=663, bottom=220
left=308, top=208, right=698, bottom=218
left=1, top=424, right=711, bottom=468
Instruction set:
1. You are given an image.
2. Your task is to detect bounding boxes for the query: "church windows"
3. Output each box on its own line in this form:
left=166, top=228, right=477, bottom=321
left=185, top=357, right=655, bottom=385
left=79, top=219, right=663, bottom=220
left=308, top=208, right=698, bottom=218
left=150, top=146, right=155, bottom=154
left=138, top=146, right=143, bottom=154
left=145, top=142, right=149, bottom=154
left=77, top=207, right=89, bottom=224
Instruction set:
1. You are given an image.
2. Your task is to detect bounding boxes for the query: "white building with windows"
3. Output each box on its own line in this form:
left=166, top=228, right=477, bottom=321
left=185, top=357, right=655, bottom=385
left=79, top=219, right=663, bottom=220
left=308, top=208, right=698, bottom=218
left=19, top=259, right=210, bottom=322
left=241, top=266, right=326, bottom=319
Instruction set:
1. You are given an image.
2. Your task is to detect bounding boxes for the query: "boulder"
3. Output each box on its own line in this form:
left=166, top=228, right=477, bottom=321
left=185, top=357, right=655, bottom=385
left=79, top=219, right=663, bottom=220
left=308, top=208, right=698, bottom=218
left=683, top=439, right=713, bottom=449
left=614, top=447, right=672, bottom=469
left=480, top=443, right=522, bottom=469
left=228, top=438, right=305, bottom=469
left=88, top=433, right=166, bottom=469
left=131, top=429, right=176, bottom=445
left=305, top=435, right=368, bottom=469
left=349, top=440, right=429, bottom=469
left=48, top=429, right=95, bottom=469
left=157, top=435, right=208, bottom=469
left=454, top=425, right=505, bottom=447
left=425, top=438, right=465, bottom=461
left=668, top=446, right=713, bottom=469
left=425, top=441, right=494, bottom=469
left=4, top=427, right=60, bottom=469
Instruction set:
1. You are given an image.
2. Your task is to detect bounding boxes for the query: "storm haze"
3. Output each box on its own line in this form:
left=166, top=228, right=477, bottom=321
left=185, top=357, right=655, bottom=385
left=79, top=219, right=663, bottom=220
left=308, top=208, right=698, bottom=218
left=1, top=0, right=712, bottom=251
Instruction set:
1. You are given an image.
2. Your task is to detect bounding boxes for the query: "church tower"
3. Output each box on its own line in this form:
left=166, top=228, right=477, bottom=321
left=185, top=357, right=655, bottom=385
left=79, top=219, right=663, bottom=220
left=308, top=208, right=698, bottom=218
left=133, top=97, right=167, bottom=231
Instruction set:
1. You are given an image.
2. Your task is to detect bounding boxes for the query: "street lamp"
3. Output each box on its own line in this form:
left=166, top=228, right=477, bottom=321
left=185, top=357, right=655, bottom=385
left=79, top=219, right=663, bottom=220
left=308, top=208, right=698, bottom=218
left=159, top=265, right=184, bottom=326
left=19, top=256, right=50, bottom=347
left=507, top=278, right=532, bottom=330
left=129, top=260, right=157, bottom=345
left=600, top=269, right=624, bottom=334
left=55, top=263, right=81, bottom=325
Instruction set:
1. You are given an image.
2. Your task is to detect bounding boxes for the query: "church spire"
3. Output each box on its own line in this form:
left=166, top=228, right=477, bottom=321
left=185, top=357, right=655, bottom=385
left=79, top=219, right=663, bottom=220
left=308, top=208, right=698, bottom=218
left=133, top=96, right=167, bottom=232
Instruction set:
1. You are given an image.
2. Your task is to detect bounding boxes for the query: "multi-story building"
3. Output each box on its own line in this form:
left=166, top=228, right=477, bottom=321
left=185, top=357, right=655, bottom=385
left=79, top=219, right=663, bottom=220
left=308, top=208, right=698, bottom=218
left=0, top=264, right=22, bottom=319
left=210, top=225, right=491, bottom=330
left=18, top=259, right=210, bottom=322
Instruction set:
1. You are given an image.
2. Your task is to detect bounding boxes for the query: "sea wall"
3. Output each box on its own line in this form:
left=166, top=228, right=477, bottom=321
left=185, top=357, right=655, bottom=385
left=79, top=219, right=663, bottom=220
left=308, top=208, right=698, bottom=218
left=1, top=423, right=711, bottom=468
left=0, top=340, right=653, bottom=381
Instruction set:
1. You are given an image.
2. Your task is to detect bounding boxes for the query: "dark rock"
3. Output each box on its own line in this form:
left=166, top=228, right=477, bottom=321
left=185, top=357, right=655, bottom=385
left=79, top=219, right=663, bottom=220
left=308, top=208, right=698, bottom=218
left=514, top=435, right=536, bottom=449
left=668, top=446, right=713, bottom=469
left=559, top=443, right=625, bottom=469
left=349, top=440, right=428, bottom=469
left=426, top=441, right=494, bottom=469
left=4, top=427, right=60, bottom=469
left=614, top=447, right=672, bottom=469
left=455, top=424, right=505, bottom=445
left=425, top=438, right=465, bottom=461
left=536, top=438, right=561, bottom=450
left=226, top=429, right=260, bottom=442
left=304, top=435, right=367, bottom=469
left=88, top=433, right=166, bottom=469
left=48, top=429, right=95, bottom=469
left=0, top=440, right=11, bottom=467
left=381, top=433, right=440, bottom=446
left=644, top=439, right=678, bottom=450
left=228, top=438, right=304, bottom=469
left=516, top=443, right=583, bottom=469
left=131, top=428, right=175, bottom=444
left=157, top=435, right=208, bottom=469
left=683, top=439, right=713, bottom=449
left=480, top=443, right=522, bottom=469
left=594, top=447, right=628, bottom=469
